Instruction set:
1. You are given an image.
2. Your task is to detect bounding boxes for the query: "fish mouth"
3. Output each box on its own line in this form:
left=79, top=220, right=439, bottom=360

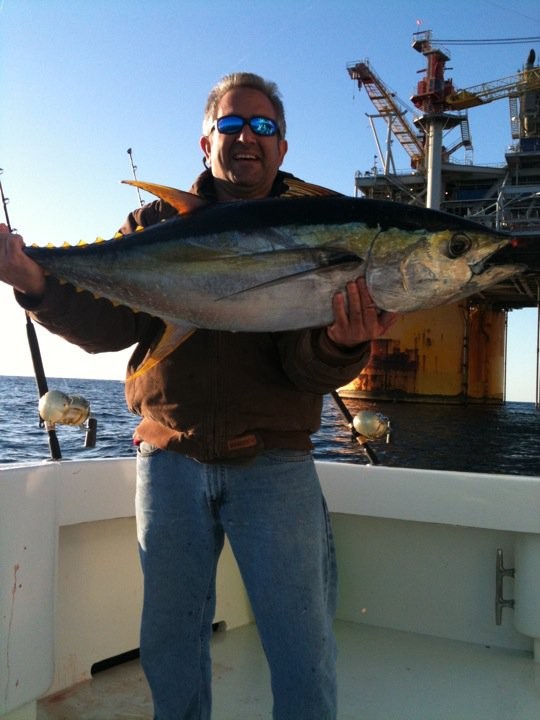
left=484, top=237, right=533, bottom=266
left=470, top=241, right=526, bottom=278
left=470, top=262, right=524, bottom=286
left=470, top=258, right=497, bottom=276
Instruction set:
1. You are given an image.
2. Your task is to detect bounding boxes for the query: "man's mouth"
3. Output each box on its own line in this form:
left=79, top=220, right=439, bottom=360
left=231, top=143, right=260, bottom=163
left=232, top=152, right=259, bottom=162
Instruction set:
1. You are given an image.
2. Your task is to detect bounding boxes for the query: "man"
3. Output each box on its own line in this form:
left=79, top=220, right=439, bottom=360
left=0, top=73, right=394, bottom=719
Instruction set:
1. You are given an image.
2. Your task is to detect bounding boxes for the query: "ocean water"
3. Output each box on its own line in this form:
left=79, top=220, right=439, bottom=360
left=0, top=375, right=538, bottom=476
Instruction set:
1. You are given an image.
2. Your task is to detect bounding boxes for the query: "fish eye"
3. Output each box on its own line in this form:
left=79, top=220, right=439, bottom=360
left=447, top=233, right=472, bottom=259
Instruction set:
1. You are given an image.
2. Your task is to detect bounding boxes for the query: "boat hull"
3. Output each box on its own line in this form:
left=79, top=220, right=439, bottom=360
left=1, top=458, right=539, bottom=718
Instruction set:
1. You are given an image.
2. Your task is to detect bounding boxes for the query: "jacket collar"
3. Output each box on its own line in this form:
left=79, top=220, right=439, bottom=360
left=189, top=169, right=295, bottom=201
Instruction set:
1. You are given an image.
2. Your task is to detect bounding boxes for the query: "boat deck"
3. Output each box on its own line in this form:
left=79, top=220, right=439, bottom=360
left=37, top=620, right=539, bottom=720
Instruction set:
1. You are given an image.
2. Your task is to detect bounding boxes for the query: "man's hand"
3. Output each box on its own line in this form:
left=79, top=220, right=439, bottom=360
left=326, top=277, right=396, bottom=348
left=0, top=223, right=46, bottom=297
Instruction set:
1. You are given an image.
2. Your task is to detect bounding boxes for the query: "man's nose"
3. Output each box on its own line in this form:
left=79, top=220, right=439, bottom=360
left=236, top=124, right=257, bottom=142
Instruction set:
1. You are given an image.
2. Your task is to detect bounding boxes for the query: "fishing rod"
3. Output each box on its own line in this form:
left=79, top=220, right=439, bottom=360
left=0, top=171, right=63, bottom=459
left=0, top=171, right=96, bottom=458
left=330, top=390, right=391, bottom=465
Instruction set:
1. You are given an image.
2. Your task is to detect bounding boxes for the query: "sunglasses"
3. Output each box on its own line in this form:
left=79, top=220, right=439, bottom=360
left=212, top=115, right=280, bottom=137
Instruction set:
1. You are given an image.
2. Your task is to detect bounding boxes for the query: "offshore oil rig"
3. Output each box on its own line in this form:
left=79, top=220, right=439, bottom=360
left=344, top=31, right=540, bottom=405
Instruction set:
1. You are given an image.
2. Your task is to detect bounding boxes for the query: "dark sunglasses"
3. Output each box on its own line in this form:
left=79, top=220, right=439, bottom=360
left=212, top=115, right=280, bottom=137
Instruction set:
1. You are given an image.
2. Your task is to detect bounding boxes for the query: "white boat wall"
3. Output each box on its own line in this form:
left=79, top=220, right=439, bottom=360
left=1, top=458, right=540, bottom=719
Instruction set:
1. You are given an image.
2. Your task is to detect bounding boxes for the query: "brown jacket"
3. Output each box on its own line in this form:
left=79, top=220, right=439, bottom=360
left=18, top=171, right=370, bottom=461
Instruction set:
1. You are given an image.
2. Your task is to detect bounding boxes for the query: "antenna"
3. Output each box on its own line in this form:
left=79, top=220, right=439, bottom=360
left=127, top=148, right=144, bottom=207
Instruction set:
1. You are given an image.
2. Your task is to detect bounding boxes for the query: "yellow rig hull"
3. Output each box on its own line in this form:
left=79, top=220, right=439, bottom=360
left=341, top=303, right=507, bottom=404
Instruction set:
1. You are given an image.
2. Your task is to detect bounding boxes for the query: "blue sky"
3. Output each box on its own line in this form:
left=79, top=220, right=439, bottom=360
left=0, top=0, right=539, bottom=401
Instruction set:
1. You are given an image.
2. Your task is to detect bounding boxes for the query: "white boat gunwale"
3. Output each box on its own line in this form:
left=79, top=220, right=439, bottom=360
left=1, top=457, right=540, bottom=719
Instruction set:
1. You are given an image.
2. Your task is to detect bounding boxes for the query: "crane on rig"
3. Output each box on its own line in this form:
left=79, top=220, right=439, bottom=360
left=346, top=60, right=425, bottom=172
left=411, top=32, right=540, bottom=140
left=349, top=31, right=540, bottom=208
left=410, top=31, right=540, bottom=208
left=444, top=47, right=540, bottom=143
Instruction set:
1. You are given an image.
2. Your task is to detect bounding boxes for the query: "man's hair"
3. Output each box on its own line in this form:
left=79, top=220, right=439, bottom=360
left=202, top=72, right=286, bottom=138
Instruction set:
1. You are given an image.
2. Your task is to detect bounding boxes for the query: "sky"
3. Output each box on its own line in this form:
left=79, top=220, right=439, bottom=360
left=0, top=0, right=539, bottom=402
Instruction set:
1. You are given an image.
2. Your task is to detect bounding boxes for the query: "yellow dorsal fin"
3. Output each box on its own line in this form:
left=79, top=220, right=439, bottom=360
left=281, top=177, right=343, bottom=198
left=77, top=239, right=87, bottom=247
left=122, top=179, right=207, bottom=215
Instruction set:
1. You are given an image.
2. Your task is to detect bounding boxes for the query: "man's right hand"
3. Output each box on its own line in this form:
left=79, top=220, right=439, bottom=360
left=0, top=223, right=46, bottom=297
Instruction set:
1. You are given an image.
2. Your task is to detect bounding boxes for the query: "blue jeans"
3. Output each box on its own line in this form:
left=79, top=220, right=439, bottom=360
left=135, top=445, right=338, bottom=720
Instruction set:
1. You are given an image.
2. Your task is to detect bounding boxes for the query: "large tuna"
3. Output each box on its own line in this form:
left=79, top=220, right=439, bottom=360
left=26, top=181, right=522, bottom=335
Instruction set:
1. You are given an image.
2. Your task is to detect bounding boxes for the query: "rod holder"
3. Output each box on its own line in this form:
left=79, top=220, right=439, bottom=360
left=495, top=548, right=515, bottom=625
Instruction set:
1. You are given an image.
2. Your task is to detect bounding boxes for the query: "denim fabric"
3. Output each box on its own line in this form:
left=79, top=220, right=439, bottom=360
left=135, top=445, right=338, bottom=720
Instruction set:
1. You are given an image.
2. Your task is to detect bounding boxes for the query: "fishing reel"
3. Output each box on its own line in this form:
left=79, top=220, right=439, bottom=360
left=349, top=409, right=391, bottom=466
left=352, top=410, right=391, bottom=444
left=330, top=391, right=391, bottom=465
left=38, top=390, right=97, bottom=448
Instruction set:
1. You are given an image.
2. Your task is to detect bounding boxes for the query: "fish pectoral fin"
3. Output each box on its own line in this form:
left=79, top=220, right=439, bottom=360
left=121, top=180, right=207, bottom=215
left=217, top=255, right=363, bottom=301
left=128, top=323, right=195, bottom=381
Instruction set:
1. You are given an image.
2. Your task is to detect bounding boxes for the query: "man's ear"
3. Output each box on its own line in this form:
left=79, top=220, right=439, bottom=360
left=278, top=138, right=288, bottom=166
left=200, top=135, right=212, bottom=163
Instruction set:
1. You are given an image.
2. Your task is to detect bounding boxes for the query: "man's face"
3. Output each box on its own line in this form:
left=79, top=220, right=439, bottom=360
left=200, top=87, right=288, bottom=200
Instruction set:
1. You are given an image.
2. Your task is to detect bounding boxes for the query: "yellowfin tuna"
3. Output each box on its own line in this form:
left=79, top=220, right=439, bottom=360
left=26, top=180, right=522, bottom=336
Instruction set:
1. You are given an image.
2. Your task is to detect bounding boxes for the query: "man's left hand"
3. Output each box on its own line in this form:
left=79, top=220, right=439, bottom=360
left=326, top=277, right=397, bottom=348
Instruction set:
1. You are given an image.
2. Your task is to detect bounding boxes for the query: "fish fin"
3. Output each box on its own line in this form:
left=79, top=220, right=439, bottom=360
left=122, top=180, right=207, bottom=215
left=280, top=178, right=343, bottom=198
left=127, top=323, right=196, bottom=381
left=218, top=254, right=363, bottom=300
